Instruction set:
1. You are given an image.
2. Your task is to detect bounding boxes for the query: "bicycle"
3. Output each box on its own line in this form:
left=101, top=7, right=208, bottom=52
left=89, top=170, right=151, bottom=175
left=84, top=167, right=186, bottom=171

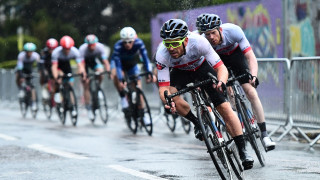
left=164, top=73, right=243, bottom=180
left=86, top=71, right=109, bottom=124
left=18, top=73, right=38, bottom=119
left=226, top=69, right=265, bottom=167
left=123, top=72, right=153, bottom=136
left=55, top=73, right=82, bottom=126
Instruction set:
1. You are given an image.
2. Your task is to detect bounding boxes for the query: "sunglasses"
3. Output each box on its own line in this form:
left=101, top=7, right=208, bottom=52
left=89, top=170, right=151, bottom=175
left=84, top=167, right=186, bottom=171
left=163, top=37, right=186, bottom=49
left=123, top=40, right=133, bottom=44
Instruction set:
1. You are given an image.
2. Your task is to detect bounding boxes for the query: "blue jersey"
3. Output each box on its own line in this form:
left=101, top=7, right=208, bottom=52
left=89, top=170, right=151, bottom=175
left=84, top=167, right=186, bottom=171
left=111, top=38, right=151, bottom=80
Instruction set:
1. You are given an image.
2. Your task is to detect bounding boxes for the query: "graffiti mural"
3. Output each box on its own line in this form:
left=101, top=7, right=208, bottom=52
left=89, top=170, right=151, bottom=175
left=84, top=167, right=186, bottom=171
left=226, top=5, right=277, bottom=58
left=151, top=0, right=284, bottom=57
left=287, top=0, right=318, bottom=57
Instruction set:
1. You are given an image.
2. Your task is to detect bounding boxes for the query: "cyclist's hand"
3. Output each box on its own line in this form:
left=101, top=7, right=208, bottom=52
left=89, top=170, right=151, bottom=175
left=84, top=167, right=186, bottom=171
left=165, top=101, right=176, bottom=114
left=249, top=76, right=259, bottom=88
left=119, top=81, right=126, bottom=90
left=146, top=73, right=153, bottom=84
left=54, top=77, right=62, bottom=84
left=213, top=80, right=224, bottom=93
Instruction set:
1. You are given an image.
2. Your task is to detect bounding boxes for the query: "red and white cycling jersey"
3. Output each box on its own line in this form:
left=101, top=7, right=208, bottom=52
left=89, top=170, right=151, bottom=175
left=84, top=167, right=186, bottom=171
left=211, top=23, right=251, bottom=56
left=155, top=32, right=223, bottom=87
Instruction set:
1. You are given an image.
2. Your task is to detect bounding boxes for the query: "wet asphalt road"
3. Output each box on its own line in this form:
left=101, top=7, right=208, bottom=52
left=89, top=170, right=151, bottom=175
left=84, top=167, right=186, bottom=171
left=0, top=105, right=320, bottom=180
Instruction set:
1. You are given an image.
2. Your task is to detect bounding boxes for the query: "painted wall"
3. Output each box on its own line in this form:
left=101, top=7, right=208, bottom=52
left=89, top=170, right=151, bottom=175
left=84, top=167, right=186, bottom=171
left=151, top=0, right=284, bottom=58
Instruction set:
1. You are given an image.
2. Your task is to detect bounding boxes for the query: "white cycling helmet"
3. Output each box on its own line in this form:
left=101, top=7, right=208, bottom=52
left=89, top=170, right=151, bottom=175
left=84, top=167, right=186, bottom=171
left=120, top=27, right=137, bottom=40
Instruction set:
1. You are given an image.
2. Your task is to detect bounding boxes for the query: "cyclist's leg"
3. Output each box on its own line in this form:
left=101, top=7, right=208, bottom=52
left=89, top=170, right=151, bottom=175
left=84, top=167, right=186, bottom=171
left=169, top=68, right=202, bottom=138
left=82, top=63, right=92, bottom=113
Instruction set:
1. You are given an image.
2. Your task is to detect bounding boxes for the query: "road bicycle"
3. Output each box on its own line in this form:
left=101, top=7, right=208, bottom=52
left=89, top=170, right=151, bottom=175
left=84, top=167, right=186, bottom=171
left=123, top=72, right=153, bottom=136
left=55, top=73, right=82, bottom=126
left=164, top=73, right=243, bottom=180
left=226, top=69, right=265, bottom=167
left=86, top=71, right=109, bottom=124
left=18, top=73, right=38, bottom=119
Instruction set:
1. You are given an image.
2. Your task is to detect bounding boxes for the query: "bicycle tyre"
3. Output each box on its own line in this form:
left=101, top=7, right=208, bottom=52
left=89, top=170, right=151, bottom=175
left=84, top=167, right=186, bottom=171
left=196, top=106, right=231, bottom=180
left=68, top=87, right=78, bottom=126
left=19, top=97, right=27, bottom=118
left=56, top=103, right=65, bottom=124
left=97, top=89, right=108, bottom=124
left=126, top=91, right=138, bottom=134
left=138, top=89, right=153, bottom=136
left=42, top=99, right=52, bottom=120
left=164, top=112, right=177, bottom=132
left=31, top=88, right=38, bottom=119
left=237, top=99, right=265, bottom=167
left=180, top=116, right=191, bottom=134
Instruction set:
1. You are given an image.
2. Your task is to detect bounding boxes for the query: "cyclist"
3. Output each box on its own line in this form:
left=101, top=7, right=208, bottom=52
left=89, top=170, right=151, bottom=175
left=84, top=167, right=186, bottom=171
left=16, top=42, right=40, bottom=111
left=79, top=34, right=111, bottom=120
left=39, top=38, right=58, bottom=101
left=156, top=19, right=253, bottom=170
left=51, top=35, right=85, bottom=116
left=199, top=14, right=276, bottom=151
left=110, top=27, right=153, bottom=124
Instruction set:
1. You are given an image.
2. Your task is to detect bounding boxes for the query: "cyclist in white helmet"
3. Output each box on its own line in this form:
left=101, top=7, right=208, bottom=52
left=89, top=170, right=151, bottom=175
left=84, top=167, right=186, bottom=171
left=110, top=27, right=153, bottom=121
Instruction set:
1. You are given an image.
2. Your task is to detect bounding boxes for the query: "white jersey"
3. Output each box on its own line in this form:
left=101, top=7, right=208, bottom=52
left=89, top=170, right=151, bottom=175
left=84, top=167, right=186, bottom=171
left=17, top=51, right=40, bottom=70
left=212, top=23, right=251, bottom=55
left=79, top=42, right=107, bottom=61
left=155, top=32, right=223, bottom=87
left=51, top=46, right=82, bottom=64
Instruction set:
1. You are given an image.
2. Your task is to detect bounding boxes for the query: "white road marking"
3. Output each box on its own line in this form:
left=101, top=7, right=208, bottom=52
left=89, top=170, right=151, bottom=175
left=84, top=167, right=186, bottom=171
left=108, top=165, right=168, bottom=180
left=0, top=171, right=32, bottom=178
left=0, top=133, right=18, bottom=141
left=27, top=144, right=88, bottom=160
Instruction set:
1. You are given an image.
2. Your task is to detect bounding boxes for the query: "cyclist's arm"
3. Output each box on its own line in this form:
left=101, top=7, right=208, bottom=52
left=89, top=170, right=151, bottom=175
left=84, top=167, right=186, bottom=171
left=244, top=49, right=258, bottom=77
left=51, top=50, right=59, bottom=80
left=100, top=49, right=110, bottom=72
left=138, top=42, right=152, bottom=73
left=112, top=46, right=124, bottom=81
left=17, top=53, right=24, bottom=71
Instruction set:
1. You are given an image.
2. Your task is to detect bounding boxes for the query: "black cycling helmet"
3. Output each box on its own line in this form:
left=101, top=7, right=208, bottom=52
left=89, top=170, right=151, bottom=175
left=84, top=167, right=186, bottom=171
left=199, top=14, right=222, bottom=33
left=195, top=13, right=208, bottom=29
left=160, top=19, right=188, bottom=40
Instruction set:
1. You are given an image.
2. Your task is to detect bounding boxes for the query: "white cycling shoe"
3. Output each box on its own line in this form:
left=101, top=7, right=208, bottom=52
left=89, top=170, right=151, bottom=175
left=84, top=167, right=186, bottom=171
left=262, top=136, right=276, bottom=151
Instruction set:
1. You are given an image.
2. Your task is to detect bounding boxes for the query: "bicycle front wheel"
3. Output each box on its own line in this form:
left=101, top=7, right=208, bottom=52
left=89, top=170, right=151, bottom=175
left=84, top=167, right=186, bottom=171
left=19, top=97, right=27, bottom=118
left=68, top=87, right=78, bottom=126
left=97, top=89, right=108, bottom=124
left=138, top=89, right=153, bottom=136
left=42, top=99, right=52, bottom=120
left=237, top=99, right=265, bottom=167
left=196, top=106, right=232, bottom=180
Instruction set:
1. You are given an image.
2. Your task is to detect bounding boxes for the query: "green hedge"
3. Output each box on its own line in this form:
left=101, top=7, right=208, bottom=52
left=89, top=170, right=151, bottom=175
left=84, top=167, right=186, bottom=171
left=0, top=35, right=41, bottom=64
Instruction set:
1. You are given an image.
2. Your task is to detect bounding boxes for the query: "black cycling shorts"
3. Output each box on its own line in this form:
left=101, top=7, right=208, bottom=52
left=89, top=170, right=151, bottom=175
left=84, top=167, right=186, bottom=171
left=219, top=47, right=250, bottom=85
left=170, top=60, right=228, bottom=107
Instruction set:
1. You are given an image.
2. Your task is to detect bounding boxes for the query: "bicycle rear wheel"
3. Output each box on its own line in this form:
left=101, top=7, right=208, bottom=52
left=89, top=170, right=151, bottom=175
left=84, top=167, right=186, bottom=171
left=237, top=99, right=265, bottom=167
left=196, top=106, right=232, bottom=180
left=164, top=112, right=177, bottom=132
left=138, top=89, right=153, bottom=136
left=97, top=89, right=108, bottom=124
